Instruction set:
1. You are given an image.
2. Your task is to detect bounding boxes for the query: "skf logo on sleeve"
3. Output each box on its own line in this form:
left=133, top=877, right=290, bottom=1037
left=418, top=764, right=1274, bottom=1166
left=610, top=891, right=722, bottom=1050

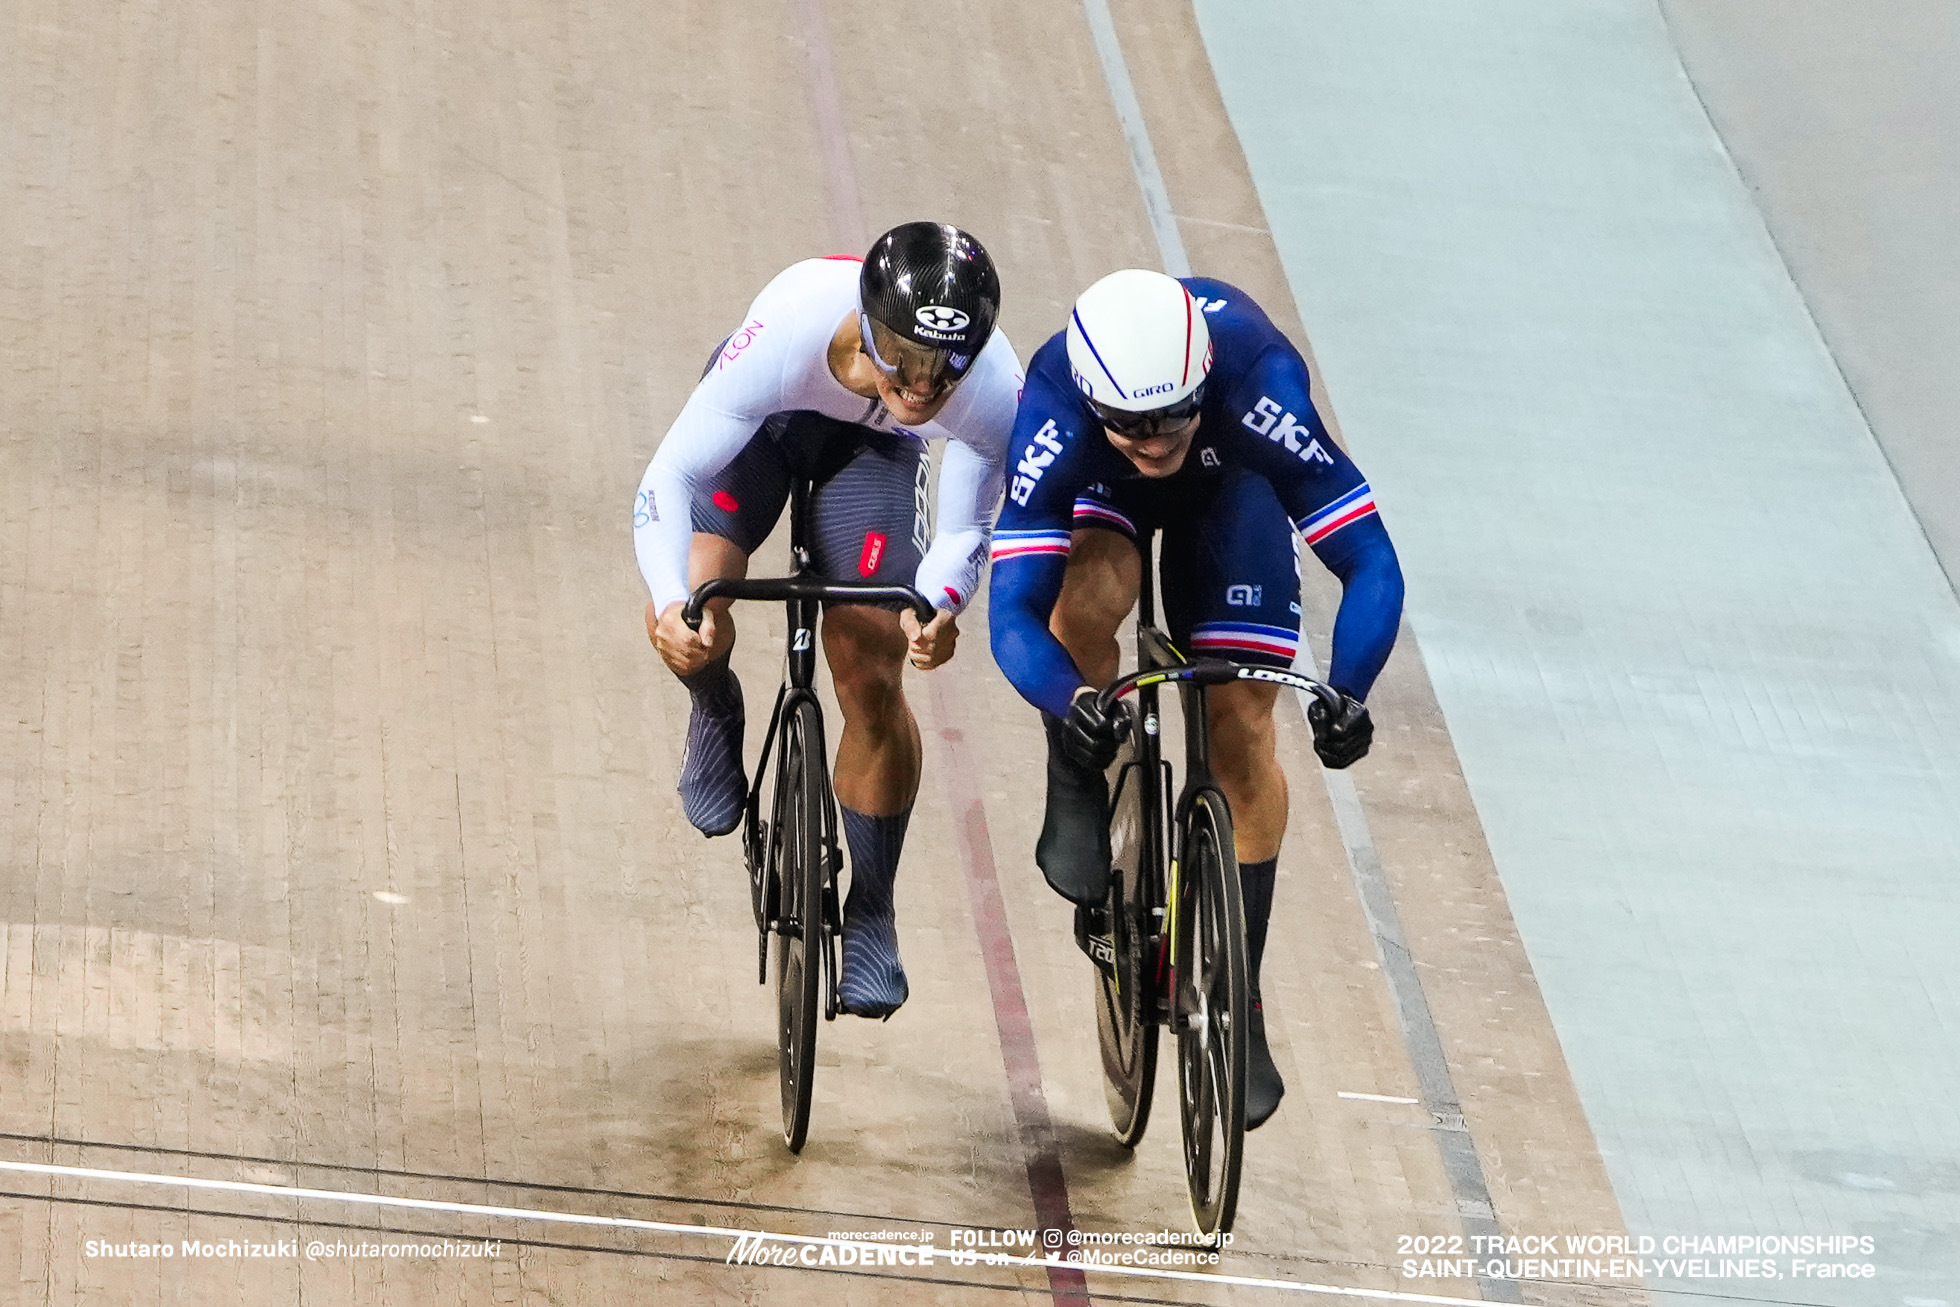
left=1008, top=420, right=1064, bottom=506
left=1242, top=397, right=1334, bottom=465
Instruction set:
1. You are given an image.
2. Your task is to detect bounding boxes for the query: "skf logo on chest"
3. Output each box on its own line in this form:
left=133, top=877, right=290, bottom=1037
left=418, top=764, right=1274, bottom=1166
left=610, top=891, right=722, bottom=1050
left=1226, top=584, right=1262, bottom=607
left=1009, top=420, right=1064, bottom=506
left=1242, top=397, right=1334, bottom=464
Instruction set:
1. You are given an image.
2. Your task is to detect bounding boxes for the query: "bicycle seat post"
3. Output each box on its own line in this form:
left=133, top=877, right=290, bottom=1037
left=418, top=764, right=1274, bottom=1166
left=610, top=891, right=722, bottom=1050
left=786, top=477, right=818, bottom=692
left=1138, top=526, right=1211, bottom=785
left=1137, top=527, right=1159, bottom=632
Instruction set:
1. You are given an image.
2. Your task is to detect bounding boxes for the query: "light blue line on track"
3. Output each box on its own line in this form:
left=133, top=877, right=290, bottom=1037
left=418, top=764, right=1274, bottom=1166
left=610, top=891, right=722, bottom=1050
left=1196, top=1, right=1960, bottom=1302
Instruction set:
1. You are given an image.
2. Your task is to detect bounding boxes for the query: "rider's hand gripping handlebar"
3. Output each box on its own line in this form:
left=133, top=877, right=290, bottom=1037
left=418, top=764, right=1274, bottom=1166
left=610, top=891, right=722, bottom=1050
left=1093, top=659, right=1344, bottom=719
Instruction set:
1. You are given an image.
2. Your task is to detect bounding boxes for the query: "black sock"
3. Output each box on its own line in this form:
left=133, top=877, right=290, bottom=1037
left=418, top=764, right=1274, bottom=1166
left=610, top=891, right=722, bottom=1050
left=1239, top=856, right=1278, bottom=1004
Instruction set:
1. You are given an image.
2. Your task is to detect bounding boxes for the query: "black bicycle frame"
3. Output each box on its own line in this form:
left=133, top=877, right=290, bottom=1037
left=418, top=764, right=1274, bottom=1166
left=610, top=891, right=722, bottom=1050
left=682, top=479, right=936, bottom=828
left=1131, top=531, right=1217, bottom=828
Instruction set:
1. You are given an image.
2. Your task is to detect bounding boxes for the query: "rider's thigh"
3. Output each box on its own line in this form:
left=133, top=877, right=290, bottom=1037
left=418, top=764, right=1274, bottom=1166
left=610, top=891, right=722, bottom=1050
left=1159, top=467, right=1302, bottom=669
left=799, top=416, right=928, bottom=586
left=687, top=532, right=751, bottom=587
left=691, top=415, right=796, bottom=554
left=1053, top=527, right=1142, bottom=645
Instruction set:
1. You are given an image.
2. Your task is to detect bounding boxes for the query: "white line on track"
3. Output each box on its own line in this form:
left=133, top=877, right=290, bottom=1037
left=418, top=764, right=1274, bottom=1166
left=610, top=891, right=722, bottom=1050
left=1079, top=0, right=1519, bottom=1297
left=0, top=1156, right=1496, bottom=1303
left=1339, top=1092, right=1423, bottom=1104
left=1078, top=0, right=1190, bottom=277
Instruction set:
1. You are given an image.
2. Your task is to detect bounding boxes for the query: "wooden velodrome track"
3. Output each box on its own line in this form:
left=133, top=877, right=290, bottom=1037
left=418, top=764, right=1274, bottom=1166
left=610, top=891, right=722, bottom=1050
left=1, top=0, right=1640, bottom=1302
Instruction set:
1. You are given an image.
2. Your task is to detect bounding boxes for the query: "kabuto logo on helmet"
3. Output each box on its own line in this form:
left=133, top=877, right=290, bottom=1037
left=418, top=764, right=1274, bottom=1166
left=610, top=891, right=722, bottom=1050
left=915, top=305, right=970, bottom=334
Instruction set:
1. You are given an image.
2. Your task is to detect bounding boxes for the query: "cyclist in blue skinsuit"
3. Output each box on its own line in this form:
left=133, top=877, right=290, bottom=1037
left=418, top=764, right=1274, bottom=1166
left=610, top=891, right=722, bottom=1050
left=988, top=269, right=1405, bottom=1129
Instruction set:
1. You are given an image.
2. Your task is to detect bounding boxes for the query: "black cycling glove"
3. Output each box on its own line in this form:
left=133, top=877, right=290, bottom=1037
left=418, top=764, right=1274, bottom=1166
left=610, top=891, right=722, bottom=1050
left=1307, top=691, right=1373, bottom=769
left=1061, top=688, right=1133, bottom=772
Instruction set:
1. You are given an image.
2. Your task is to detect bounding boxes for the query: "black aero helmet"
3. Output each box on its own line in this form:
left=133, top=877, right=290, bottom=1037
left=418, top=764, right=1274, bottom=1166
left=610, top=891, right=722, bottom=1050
left=857, top=222, right=1000, bottom=397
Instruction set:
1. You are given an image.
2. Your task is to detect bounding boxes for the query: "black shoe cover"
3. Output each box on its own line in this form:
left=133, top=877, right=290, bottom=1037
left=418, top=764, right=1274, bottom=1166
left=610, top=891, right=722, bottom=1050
left=1246, top=1001, right=1285, bottom=1130
left=1036, top=714, right=1112, bottom=904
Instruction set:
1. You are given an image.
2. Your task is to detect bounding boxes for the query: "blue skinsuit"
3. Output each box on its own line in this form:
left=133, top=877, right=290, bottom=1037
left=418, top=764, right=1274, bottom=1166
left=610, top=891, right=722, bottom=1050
left=987, top=278, right=1405, bottom=718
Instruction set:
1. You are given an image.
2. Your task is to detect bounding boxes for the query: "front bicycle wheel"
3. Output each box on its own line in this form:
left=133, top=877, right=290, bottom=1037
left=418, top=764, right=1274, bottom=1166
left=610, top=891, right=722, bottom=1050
left=774, top=697, right=826, bottom=1153
left=1174, top=787, right=1248, bottom=1236
left=1095, top=741, right=1160, bottom=1146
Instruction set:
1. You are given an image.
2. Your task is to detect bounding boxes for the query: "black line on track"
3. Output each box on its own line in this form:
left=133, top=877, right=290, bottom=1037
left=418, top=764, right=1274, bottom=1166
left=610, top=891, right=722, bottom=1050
left=0, top=1188, right=1232, bottom=1305
left=0, top=1129, right=974, bottom=1232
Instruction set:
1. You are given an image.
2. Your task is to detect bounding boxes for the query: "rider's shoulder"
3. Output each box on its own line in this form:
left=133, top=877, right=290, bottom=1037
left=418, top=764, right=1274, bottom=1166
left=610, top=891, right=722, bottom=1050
left=923, top=327, right=1024, bottom=442
left=695, top=258, right=859, bottom=391
left=970, top=323, right=1023, bottom=388
left=747, top=255, right=861, bottom=316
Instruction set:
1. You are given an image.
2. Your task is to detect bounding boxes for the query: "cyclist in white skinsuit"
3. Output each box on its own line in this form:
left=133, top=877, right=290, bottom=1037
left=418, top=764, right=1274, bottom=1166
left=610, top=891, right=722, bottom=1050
left=633, top=222, right=1021, bottom=1018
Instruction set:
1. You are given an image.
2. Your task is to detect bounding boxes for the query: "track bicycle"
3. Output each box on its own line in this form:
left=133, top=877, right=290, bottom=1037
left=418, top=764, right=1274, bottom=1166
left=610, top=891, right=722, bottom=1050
left=1082, top=543, right=1342, bottom=1235
left=682, top=478, right=935, bottom=1154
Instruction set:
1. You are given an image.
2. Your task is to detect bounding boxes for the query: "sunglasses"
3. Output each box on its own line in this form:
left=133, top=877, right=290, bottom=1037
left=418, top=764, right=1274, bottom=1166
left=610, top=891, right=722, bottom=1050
left=1090, top=385, right=1206, bottom=440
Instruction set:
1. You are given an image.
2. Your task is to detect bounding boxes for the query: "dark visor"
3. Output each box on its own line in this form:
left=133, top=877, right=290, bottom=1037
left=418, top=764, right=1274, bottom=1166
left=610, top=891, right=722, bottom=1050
left=858, top=313, right=974, bottom=398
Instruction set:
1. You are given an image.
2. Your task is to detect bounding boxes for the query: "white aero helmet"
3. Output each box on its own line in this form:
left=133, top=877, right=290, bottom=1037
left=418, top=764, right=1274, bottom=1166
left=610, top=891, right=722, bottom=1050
left=1065, top=269, right=1212, bottom=434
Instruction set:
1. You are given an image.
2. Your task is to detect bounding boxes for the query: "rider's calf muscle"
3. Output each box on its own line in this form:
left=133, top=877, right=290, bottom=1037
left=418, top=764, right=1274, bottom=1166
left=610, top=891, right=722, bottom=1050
left=1208, top=683, right=1288, bottom=864
left=824, top=608, right=921, bottom=815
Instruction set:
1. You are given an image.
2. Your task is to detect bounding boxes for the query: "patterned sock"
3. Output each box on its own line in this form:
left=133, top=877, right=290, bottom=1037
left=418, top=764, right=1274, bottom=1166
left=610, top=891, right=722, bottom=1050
left=838, top=805, right=912, bottom=1018
left=676, top=659, right=745, bottom=837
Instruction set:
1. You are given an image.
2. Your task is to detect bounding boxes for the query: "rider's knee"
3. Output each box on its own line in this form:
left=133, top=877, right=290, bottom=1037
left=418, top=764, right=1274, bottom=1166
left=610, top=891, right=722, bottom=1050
left=1050, top=603, right=1121, bottom=667
left=1207, top=686, right=1281, bottom=775
left=824, top=612, right=906, bottom=717
left=702, top=599, right=739, bottom=660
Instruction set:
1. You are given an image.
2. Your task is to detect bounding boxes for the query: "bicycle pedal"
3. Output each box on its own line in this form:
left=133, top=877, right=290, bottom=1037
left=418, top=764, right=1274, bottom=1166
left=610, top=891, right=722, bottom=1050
left=1073, top=904, right=1117, bottom=981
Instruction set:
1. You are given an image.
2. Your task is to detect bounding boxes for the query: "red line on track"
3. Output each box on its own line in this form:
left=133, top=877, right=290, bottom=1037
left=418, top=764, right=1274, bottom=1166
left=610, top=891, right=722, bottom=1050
left=790, top=0, right=870, bottom=251
left=790, top=2, right=1087, bottom=1301
left=932, top=688, right=1090, bottom=1307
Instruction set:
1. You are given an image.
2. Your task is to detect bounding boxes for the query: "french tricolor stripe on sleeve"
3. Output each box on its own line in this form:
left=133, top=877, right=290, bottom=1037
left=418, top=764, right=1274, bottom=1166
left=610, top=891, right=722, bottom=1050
left=1071, top=498, right=1135, bottom=534
left=989, top=529, right=1072, bottom=562
left=1190, top=621, right=1300, bottom=662
left=1296, top=483, right=1378, bottom=545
